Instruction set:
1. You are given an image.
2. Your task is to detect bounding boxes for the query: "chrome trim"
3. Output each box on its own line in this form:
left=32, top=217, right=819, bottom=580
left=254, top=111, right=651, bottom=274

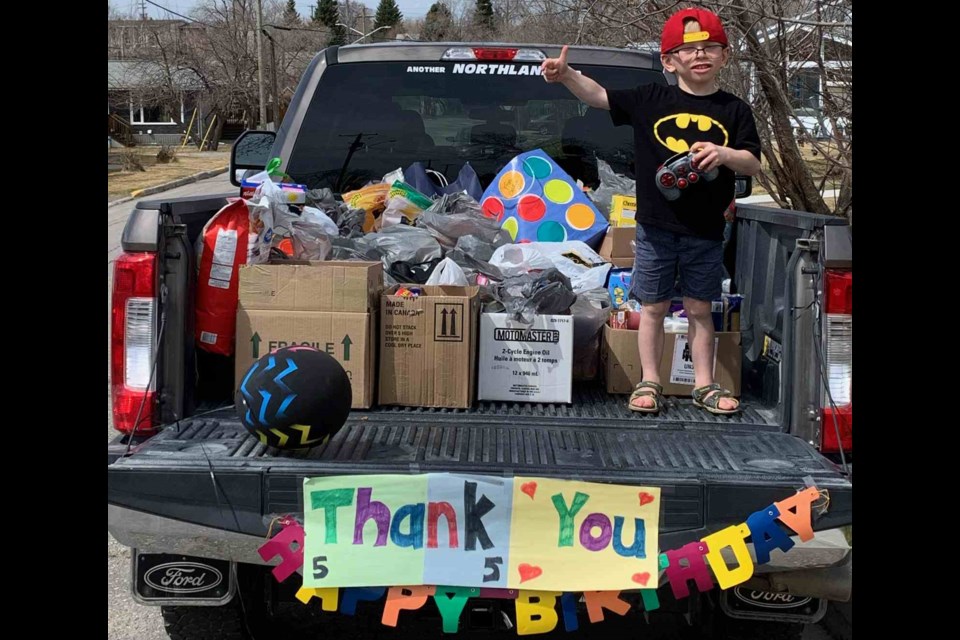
left=110, top=505, right=269, bottom=566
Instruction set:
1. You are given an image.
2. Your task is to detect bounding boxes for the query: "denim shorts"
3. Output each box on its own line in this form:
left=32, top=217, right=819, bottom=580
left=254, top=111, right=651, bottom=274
left=630, top=224, right=723, bottom=303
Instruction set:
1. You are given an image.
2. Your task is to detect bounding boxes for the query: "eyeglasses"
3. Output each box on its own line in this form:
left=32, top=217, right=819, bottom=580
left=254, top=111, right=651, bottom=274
left=670, top=44, right=725, bottom=60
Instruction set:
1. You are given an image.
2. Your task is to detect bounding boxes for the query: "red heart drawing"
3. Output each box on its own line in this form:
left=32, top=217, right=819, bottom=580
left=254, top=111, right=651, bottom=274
left=638, top=492, right=656, bottom=507
left=518, top=564, right=543, bottom=583
left=632, top=572, right=651, bottom=586
left=521, top=482, right=538, bottom=499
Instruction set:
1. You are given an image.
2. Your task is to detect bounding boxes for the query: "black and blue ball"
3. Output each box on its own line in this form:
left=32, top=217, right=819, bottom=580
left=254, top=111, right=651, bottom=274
left=235, top=346, right=351, bottom=449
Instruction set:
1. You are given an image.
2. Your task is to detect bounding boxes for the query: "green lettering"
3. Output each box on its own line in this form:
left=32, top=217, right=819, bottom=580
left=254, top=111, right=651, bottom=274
left=310, top=488, right=355, bottom=543
left=551, top=491, right=590, bottom=547
left=433, top=586, right=473, bottom=633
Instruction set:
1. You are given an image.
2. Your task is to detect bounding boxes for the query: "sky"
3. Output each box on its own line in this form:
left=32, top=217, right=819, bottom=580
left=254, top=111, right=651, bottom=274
left=131, top=0, right=437, bottom=22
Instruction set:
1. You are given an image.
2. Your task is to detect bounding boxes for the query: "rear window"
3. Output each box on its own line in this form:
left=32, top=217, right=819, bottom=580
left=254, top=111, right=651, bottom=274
left=285, top=61, right=665, bottom=193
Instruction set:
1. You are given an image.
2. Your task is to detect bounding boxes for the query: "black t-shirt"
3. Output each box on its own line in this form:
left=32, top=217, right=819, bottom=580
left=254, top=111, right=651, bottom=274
left=607, top=84, right=761, bottom=240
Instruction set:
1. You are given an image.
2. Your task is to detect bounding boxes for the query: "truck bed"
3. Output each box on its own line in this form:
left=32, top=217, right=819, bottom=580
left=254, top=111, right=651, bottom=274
left=108, top=385, right=851, bottom=554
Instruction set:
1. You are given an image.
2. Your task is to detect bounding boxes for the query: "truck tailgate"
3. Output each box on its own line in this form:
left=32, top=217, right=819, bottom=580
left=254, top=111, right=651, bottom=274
left=109, top=392, right=851, bottom=552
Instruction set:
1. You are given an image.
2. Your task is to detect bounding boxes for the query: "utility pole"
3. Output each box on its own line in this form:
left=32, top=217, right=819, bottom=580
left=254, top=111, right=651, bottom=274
left=265, top=29, right=281, bottom=126
left=255, top=0, right=267, bottom=129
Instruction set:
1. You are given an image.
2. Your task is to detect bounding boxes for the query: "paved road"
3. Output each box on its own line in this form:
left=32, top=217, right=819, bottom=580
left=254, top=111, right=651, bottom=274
left=107, top=175, right=845, bottom=639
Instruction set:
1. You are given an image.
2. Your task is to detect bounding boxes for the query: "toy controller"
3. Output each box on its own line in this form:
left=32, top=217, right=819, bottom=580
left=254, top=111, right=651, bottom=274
left=655, top=151, right=719, bottom=201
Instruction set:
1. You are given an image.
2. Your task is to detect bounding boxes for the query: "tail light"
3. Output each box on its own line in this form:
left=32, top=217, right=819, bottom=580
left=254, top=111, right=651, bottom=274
left=441, top=47, right=546, bottom=61
left=473, top=47, right=519, bottom=61
left=111, top=252, right=158, bottom=435
left=821, top=270, right=852, bottom=453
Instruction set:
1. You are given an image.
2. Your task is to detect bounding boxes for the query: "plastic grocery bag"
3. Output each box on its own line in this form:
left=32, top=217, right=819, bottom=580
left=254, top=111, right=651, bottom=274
left=418, top=193, right=506, bottom=248
left=589, top=158, right=636, bottom=218
left=425, top=257, right=469, bottom=286
left=492, top=268, right=577, bottom=324
left=245, top=177, right=282, bottom=265
left=526, top=241, right=611, bottom=293
left=404, top=162, right=484, bottom=201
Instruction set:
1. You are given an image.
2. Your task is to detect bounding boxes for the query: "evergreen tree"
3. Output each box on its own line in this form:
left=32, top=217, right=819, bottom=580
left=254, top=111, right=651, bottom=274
left=284, top=0, right=300, bottom=25
left=422, top=2, right=453, bottom=41
left=373, top=0, right=403, bottom=39
left=474, top=0, right=494, bottom=31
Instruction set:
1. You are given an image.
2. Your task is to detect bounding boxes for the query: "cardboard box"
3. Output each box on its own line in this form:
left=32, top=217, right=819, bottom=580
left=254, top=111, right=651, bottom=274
left=379, top=285, right=480, bottom=408
left=603, top=325, right=741, bottom=397
left=610, top=195, right=637, bottom=227
left=235, top=309, right=377, bottom=408
left=599, top=227, right=635, bottom=268
left=478, top=313, right=574, bottom=403
left=235, top=261, right=383, bottom=409
left=238, top=261, right=382, bottom=313
left=606, top=256, right=634, bottom=268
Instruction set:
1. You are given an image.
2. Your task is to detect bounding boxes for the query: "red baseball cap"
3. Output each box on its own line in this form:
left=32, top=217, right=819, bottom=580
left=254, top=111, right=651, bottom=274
left=661, top=8, right=729, bottom=54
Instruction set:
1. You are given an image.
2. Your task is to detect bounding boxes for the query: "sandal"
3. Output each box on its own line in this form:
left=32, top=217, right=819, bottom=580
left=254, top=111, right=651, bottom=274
left=692, top=384, right=741, bottom=415
left=629, top=381, right=663, bottom=413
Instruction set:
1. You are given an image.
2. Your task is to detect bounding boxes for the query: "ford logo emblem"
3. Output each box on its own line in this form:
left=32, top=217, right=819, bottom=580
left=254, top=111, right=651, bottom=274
left=144, top=562, right=223, bottom=594
left=733, top=587, right=812, bottom=609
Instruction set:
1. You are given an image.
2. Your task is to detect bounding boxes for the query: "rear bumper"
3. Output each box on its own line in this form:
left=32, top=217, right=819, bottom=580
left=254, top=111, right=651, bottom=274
left=108, top=504, right=852, bottom=601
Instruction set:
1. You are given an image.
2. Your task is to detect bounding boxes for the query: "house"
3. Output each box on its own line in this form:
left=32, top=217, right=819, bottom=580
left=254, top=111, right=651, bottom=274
left=107, top=18, right=212, bottom=146
left=754, top=8, right=852, bottom=140
left=107, top=17, right=304, bottom=146
left=108, top=59, right=205, bottom=146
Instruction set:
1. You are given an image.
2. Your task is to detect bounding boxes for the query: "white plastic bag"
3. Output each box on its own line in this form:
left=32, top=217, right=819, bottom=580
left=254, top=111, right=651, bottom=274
left=489, top=244, right=554, bottom=277
left=490, top=241, right=611, bottom=293
left=301, top=206, right=340, bottom=237
left=426, top=257, right=469, bottom=286
left=382, top=167, right=405, bottom=185
left=245, top=175, right=283, bottom=264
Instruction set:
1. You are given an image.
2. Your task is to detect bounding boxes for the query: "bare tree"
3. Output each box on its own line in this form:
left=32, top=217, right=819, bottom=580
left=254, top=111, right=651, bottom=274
left=117, top=0, right=325, bottom=148
left=446, top=0, right=853, bottom=217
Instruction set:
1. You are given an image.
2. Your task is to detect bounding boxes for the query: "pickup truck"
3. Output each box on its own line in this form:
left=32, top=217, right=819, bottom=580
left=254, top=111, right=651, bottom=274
left=108, top=42, right=852, bottom=640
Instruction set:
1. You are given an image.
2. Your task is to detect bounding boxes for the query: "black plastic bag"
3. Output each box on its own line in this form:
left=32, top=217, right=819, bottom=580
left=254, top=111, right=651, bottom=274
left=387, top=258, right=443, bottom=284
left=493, top=268, right=577, bottom=324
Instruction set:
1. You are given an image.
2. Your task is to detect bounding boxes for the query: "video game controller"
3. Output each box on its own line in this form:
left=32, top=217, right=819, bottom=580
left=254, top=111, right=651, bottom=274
left=655, top=151, right=720, bottom=201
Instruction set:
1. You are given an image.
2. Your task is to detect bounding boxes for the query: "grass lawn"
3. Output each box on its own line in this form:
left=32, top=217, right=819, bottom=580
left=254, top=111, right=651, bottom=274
left=108, top=146, right=231, bottom=199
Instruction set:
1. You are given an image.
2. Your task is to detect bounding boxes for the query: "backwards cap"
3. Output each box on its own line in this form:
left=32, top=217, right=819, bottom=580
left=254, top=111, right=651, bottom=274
left=661, top=8, right=729, bottom=54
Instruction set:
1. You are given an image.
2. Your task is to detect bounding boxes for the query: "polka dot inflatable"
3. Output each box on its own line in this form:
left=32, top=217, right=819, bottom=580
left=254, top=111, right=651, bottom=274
left=480, top=149, right=608, bottom=247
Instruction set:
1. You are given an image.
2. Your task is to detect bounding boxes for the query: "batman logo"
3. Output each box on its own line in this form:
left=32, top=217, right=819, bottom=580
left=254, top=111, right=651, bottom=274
left=654, top=113, right=729, bottom=153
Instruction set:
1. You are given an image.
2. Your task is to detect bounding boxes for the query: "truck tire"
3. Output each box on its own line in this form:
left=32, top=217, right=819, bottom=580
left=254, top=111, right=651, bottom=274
left=161, top=600, right=251, bottom=640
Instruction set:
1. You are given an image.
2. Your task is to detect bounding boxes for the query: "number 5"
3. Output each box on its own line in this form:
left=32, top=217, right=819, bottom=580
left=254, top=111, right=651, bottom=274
left=313, top=556, right=329, bottom=579
left=483, top=556, right=503, bottom=583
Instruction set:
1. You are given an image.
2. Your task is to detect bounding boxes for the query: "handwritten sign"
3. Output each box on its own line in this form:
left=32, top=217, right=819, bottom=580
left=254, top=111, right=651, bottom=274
left=302, top=474, right=660, bottom=591
left=508, top=476, right=659, bottom=591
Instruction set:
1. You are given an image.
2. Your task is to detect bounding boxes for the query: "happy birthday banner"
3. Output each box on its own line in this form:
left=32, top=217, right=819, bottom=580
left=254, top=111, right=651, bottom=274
left=258, top=474, right=824, bottom=634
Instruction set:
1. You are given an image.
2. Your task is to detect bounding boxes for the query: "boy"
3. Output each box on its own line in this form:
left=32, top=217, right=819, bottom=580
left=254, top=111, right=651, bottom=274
left=542, top=8, right=761, bottom=414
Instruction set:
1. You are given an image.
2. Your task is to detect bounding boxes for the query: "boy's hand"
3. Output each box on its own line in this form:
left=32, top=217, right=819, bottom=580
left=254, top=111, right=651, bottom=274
left=541, top=45, right=570, bottom=83
left=691, top=142, right=727, bottom=172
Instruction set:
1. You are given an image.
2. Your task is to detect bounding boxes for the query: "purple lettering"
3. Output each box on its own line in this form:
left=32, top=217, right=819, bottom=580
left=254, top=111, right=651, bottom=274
left=353, top=487, right=390, bottom=546
left=579, top=513, right=613, bottom=551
